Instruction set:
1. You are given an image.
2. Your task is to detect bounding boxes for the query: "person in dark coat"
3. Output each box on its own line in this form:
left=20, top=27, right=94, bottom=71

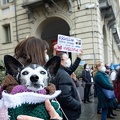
left=82, top=63, right=92, bottom=103
left=51, top=52, right=82, bottom=120
left=93, top=61, right=118, bottom=120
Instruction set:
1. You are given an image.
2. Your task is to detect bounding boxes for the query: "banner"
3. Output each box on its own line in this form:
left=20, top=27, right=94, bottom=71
left=57, top=34, right=82, bottom=53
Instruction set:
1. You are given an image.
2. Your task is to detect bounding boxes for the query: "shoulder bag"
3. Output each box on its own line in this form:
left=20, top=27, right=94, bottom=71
left=97, top=81, right=115, bottom=100
left=102, top=88, right=115, bottom=100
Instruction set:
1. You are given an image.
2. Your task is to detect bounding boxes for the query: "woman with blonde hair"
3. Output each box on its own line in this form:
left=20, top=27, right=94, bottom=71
left=93, top=61, right=103, bottom=77
left=93, top=61, right=117, bottom=120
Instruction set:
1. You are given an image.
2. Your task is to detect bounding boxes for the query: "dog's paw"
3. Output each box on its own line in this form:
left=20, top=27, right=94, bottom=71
left=45, top=83, right=56, bottom=94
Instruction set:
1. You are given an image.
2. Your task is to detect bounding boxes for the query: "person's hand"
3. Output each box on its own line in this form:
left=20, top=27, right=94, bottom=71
left=77, top=49, right=83, bottom=59
left=71, top=73, right=77, bottom=81
left=45, top=99, right=61, bottom=119
left=53, top=44, right=58, bottom=56
left=54, top=44, right=58, bottom=51
left=17, top=115, right=43, bottom=120
left=17, top=100, right=62, bottom=120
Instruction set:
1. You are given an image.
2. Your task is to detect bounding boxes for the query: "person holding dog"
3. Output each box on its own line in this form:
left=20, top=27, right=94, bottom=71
left=0, top=36, right=62, bottom=120
left=1, top=36, right=51, bottom=94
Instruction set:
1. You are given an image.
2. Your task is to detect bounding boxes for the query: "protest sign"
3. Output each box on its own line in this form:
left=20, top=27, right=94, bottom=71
left=57, top=34, right=82, bottom=53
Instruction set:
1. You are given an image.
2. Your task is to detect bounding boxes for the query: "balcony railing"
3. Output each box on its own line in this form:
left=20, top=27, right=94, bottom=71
left=22, top=0, right=61, bottom=8
left=22, top=0, right=43, bottom=8
left=99, top=0, right=109, bottom=9
left=22, top=0, right=73, bottom=12
left=22, top=0, right=73, bottom=23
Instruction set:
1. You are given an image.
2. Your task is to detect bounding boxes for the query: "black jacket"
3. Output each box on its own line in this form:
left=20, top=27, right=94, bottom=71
left=51, top=57, right=81, bottom=120
left=82, top=70, right=91, bottom=83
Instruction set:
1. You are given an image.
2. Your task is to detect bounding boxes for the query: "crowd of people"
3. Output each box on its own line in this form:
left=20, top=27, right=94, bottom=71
left=0, top=36, right=120, bottom=120
left=81, top=61, right=120, bottom=120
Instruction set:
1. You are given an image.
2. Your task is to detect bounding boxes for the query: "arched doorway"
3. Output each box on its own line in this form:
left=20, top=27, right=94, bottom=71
left=36, top=17, right=70, bottom=56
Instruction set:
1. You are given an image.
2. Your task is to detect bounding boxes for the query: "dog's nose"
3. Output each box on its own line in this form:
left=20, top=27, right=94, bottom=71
left=30, top=75, right=39, bottom=82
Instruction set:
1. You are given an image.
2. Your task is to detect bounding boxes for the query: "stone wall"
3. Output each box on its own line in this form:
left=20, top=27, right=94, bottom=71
left=0, top=0, right=119, bottom=65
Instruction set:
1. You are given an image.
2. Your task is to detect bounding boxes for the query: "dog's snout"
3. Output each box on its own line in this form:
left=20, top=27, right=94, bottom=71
left=30, top=75, right=39, bottom=82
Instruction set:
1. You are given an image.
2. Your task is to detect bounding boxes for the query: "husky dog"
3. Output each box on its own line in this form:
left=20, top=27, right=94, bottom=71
left=4, top=55, right=60, bottom=93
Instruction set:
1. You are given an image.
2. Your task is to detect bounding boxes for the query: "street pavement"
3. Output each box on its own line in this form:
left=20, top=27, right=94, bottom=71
left=78, top=96, right=120, bottom=120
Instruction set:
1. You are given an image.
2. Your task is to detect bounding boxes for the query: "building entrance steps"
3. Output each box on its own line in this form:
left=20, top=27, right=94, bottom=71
left=78, top=96, right=120, bottom=120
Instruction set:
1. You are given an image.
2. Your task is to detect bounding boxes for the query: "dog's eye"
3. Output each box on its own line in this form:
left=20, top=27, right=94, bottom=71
left=40, top=71, right=46, bottom=75
left=22, top=71, right=29, bottom=75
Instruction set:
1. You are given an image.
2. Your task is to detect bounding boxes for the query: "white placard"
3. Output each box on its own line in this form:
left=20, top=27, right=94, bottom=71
left=57, top=34, right=82, bottom=53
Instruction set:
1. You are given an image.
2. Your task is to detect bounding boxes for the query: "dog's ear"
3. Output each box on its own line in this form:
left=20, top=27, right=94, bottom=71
left=44, top=56, right=60, bottom=77
left=4, top=55, right=24, bottom=77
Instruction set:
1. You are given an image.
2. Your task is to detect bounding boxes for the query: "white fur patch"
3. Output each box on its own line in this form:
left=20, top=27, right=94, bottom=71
left=1, top=90, right=61, bottom=108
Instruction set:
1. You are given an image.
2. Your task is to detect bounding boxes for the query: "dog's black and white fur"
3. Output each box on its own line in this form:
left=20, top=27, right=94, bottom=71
left=4, top=55, right=60, bottom=92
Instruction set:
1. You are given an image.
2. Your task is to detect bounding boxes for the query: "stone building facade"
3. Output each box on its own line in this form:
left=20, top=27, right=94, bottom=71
left=0, top=0, right=120, bottom=65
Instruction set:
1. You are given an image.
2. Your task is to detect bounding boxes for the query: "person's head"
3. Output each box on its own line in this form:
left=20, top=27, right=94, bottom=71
left=105, top=63, right=110, bottom=70
left=91, top=66, right=93, bottom=70
left=116, top=66, right=120, bottom=72
left=84, top=64, right=89, bottom=70
left=93, top=61, right=106, bottom=77
left=14, top=36, right=49, bottom=66
left=105, top=63, right=109, bottom=69
left=56, top=52, right=71, bottom=68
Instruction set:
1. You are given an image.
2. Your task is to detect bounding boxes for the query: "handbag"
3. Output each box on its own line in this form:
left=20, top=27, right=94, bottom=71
left=102, top=88, right=115, bottom=100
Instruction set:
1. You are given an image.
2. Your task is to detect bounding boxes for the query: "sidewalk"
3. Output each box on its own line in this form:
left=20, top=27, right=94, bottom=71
left=78, top=96, right=120, bottom=120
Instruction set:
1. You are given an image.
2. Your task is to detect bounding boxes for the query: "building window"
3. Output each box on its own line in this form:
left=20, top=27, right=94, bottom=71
left=2, top=24, right=11, bottom=43
left=2, top=7, right=9, bottom=14
left=1, top=0, right=13, bottom=5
